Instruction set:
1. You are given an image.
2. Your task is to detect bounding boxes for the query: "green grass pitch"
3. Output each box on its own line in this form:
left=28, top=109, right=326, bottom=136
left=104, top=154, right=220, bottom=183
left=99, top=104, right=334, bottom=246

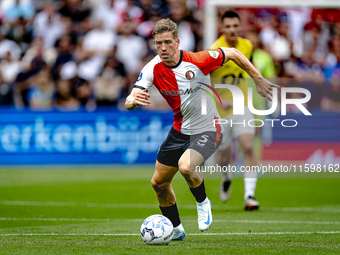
left=0, top=168, right=340, bottom=254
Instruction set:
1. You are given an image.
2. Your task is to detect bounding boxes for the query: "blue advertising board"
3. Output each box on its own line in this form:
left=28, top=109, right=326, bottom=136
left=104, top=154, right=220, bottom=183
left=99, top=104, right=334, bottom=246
left=0, top=108, right=173, bottom=164
left=0, top=107, right=338, bottom=165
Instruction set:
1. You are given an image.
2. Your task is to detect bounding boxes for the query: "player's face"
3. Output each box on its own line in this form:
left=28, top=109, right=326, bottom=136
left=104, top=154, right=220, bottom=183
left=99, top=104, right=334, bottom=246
left=154, top=31, right=180, bottom=65
left=221, top=17, right=240, bottom=42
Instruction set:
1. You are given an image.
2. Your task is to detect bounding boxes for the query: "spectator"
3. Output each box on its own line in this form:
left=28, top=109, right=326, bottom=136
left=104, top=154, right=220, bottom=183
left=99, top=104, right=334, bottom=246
left=0, top=2, right=338, bottom=113
left=2, top=0, right=35, bottom=25
left=54, top=78, right=80, bottom=110
left=168, top=1, right=195, bottom=52
left=303, top=10, right=330, bottom=64
left=93, top=56, right=126, bottom=106
left=74, top=77, right=95, bottom=108
left=82, top=19, right=116, bottom=59
left=295, top=46, right=324, bottom=109
left=257, top=11, right=279, bottom=52
left=0, top=69, right=14, bottom=106
left=17, top=38, right=47, bottom=106
left=52, top=35, right=74, bottom=80
left=0, top=32, right=21, bottom=61
left=90, top=0, right=128, bottom=31
left=0, top=51, right=21, bottom=84
left=27, top=69, right=54, bottom=109
left=5, top=16, right=32, bottom=52
left=21, top=37, right=52, bottom=71
left=59, top=0, right=91, bottom=23
left=33, top=3, right=65, bottom=49
left=116, top=20, right=147, bottom=74
left=269, top=17, right=292, bottom=62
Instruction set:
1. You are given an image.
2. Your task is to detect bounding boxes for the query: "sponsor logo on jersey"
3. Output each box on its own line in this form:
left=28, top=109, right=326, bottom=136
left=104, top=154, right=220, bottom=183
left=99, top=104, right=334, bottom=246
left=185, top=70, right=195, bottom=80
left=159, top=85, right=201, bottom=96
left=208, top=51, right=219, bottom=59
left=137, top=72, right=143, bottom=81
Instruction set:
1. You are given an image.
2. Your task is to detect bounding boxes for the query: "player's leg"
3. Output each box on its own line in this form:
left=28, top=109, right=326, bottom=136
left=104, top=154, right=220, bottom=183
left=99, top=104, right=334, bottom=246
left=151, top=160, right=178, bottom=207
left=154, top=127, right=189, bottom=240
left=151, top=160, right=185, bottom=240
left=237, top=130, right=260, bottom=210
left=179, top=148, right=212, bottom=232
left=179, top=131, right=223, bottom=231
left=217, top=120, right=233, bottom=202
left=178, top=149, right=204, bottom=188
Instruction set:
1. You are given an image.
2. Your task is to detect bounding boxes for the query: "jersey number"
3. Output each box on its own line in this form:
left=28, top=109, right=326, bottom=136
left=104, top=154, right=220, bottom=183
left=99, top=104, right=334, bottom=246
left=221, top=73, right=244, bottom=85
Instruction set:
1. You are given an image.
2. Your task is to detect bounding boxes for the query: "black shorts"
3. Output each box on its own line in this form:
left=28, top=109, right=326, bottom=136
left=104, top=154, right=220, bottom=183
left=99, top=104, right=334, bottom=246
left=157, top=127, right=223, bottom=167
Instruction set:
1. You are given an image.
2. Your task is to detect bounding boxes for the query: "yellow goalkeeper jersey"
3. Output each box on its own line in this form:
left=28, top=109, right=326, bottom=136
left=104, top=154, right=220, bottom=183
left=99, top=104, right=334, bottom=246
left=210, top=36, right=253, bottom=118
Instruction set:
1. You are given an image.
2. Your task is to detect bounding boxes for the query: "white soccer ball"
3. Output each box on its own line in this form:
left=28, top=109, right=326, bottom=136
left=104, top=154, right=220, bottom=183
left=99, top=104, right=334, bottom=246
left=140, top=214, right=174, bottom=245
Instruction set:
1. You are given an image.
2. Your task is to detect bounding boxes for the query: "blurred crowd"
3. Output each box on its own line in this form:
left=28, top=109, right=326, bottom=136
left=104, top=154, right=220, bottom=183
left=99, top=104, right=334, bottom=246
left=0, top=0, right=339, bottom=112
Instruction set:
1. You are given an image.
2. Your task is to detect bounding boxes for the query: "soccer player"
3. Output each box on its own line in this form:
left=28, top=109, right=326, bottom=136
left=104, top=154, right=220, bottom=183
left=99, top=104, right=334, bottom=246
left=125, top=18, right=276, bottom=240
left=210, top=10, right=266, bottom=210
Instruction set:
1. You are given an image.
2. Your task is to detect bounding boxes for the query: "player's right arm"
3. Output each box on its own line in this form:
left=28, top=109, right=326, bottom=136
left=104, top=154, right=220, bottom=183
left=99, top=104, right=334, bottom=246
left=125, top=61, right=155, bottom=111
left=125, top=88, right=151, bottom=111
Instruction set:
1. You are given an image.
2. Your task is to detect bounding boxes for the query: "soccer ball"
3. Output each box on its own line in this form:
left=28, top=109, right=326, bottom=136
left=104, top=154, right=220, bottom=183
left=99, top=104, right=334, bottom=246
left=140, top=214, right=174, bottom=245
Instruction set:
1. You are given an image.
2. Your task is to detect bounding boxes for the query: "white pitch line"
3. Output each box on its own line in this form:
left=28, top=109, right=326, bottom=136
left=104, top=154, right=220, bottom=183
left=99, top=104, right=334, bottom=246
left=1, top=218, right=340, bottom=226
left=1, top=201, right=340, bottom=213
left=213, top=220, right=340, bottom=225
left=187, top=231, right=340, bottom=236
left=0, top=201, right=199, bottom=210
left=0, top=231, right=340, bottom=237
left=0, top=233, right=140, bottom=236
left=267, top=207, right=340, bottom=213
left=0, top=217, right=115, bottom=222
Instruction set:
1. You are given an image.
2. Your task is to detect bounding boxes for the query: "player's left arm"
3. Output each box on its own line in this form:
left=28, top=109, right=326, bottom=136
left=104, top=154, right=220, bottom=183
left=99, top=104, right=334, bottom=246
left=220, top=47, right=279, bottom=101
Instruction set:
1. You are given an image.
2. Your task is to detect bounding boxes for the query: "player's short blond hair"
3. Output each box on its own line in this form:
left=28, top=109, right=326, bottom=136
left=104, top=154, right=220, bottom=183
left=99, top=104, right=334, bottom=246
left=152, top=18, right=178, bottom=39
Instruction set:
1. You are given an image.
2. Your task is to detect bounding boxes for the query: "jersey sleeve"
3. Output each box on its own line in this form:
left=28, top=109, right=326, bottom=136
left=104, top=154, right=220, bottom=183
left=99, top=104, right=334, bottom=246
left=183, top=48, right=225, bottom=76
left=133, top=64, right=154, bottom=91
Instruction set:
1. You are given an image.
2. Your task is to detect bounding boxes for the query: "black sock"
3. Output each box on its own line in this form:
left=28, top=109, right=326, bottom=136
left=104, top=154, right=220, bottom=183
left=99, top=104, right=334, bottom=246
left=190, top=180, right=207, bottom=203
left=159, top=203, right=181, bottom=228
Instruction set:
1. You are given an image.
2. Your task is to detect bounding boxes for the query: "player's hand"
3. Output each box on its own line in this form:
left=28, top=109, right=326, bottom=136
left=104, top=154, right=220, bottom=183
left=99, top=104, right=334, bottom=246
left=134, top=89, right=151, bottom=106
left=253, top=78, right=280, bottom=101
left=220, top=99, right=233, bottom=111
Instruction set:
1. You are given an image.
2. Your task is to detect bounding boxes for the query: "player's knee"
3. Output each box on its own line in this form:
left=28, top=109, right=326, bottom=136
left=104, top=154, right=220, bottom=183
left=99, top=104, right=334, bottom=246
left=242, top=143, right=254, bottom=157
left=178, top=162, right=191, bottom=177
left=151, top=178, right=168, bottom=192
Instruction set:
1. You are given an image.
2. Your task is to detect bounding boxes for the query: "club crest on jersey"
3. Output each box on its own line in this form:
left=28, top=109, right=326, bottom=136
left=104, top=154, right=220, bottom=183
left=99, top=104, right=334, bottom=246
left=185, top=70, right=195, bottom=80
left=208, top=51, right=219, bottom=59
